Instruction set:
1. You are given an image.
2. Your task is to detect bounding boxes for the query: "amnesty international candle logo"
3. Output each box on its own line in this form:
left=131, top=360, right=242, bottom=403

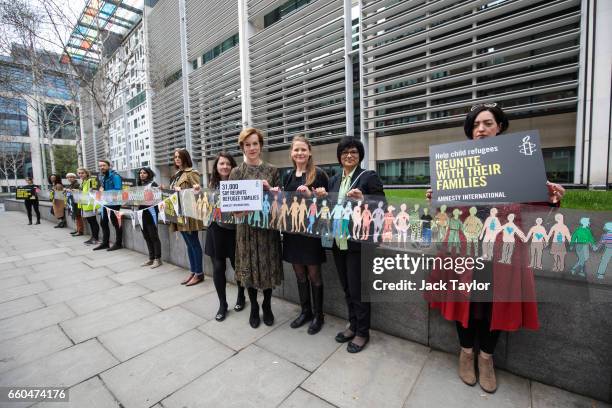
left=429, top=130, right=549, bottom=204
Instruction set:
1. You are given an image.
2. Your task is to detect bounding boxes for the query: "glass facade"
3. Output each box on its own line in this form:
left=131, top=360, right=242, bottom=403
left=377, top=158, right=430, bottom=185
left=0, top=142, right=32, bottom=179
left=264, top=0, right=311, bottom=28
left=543, top=147, right=574, bottom=183
left=0, top=97, right=29, bottom=137
left=45, top=104, right=79, bottom=140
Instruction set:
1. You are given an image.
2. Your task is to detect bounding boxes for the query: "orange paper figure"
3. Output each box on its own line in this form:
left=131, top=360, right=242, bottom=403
left=546, top=213, right=572, bottom=272
left=433, top=205, right=449, bottom=244
left=298, top=197, right=307, bottom=233
left=524, top=217, right=549, bottom=270
left=382, top=205, right=395, bottom=243
left=270, top=193, right=279, bottom=229
left=289, top=196, right=300, bottom=232
left=361, top=203, right=372, bottom=240
left=278, top=196, right=289, bottom=232
left=394, top=203, right=410, bottom=244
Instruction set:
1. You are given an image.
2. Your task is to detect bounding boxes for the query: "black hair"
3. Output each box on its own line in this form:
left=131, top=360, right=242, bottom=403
left=336, top=136, right=365, bottom=164
left=464, top=105, right=509, bottom=139
left=209, top=152, right=237, bottom=189
left=48, top=173, right=62, bottom=185
left=137, top=167, right=155, bottom=186
left=99, top=159, right=111, bottom=166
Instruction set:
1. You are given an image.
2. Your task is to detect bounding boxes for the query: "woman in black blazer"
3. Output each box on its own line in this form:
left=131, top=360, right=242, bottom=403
left=317, top=136, right=385, bottom=353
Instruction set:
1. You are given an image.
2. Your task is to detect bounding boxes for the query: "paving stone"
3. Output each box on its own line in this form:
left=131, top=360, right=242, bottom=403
left=0, top=281, right=49, bottom=303
left=17, top=253, right=73, bottom=267
left=134, top=268, right=186, bottom=291
left=0, top=325, right=72, bottom=373
left=60, top=298, right=160, bottom=343
left=101, top=330, right=234, bottom=408
left=29, top=257, right=90, bottom=274
left=84, top=254, right=139, bottom=269
left=0, top=340, right=118, bottom=388
left=99, top=306, right=205, bottom=361
left=0, top=275, right=28, bottom=290
left=197, top=296, right=300, bottom=351
left=143, top=280, right=216, bottom=309
left=0, top=261, right=18, bottom=271
left=104, top=258, right=149, bottom=273
left=66, top=283, right=150, bottom=315
left=41, top=268, right=114, bottom=290
left=0, top=266, right=34, bottom=281
left=107, top=264, right=176, bottom=284
left=38, top=277, right=118, bottom=305
left=255, top=315, right=345, bottom=372
left=531, top=381, right=611, bottom=408
left=0, top=303, right=75, bottom=342
left=180, top=284, right=239, bottom=320
left=278, top=388, right=336, bottom=408
left=33, top=376, right=120, bottom=408
left=162, top=344, right=308, bottom=408
left=0, top=256, right=21, bottom=265
left=403, top=351, right=530, bottom=408
left=302, top=331, right=430, bottom=408
left=21, top=248, right=70, bottom=259
left=0, top=295, right=45, bottom=321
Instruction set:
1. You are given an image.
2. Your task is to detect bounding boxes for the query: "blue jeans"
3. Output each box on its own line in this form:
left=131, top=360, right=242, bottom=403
left=181, top=231, right=203, bottom=275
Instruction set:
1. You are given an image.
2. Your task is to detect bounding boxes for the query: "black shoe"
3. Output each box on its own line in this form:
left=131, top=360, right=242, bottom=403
left=107, top=244, right=122, bottom=251
left=249, top=303, right=260, bottom=328
left=234, top=293, right=246, bottom=312
left=53, top=224, right=62, bottom=228
left=215, top=305, right=228, bottom=322
left=335, top=331, right=355, bottom=343
left=308, top=284, right=324, bottom=335
left=347, top=337, right=369, bottom=353
left=93, top=243, right=110, bottom=251
left=28, top=222, right=32, bottom=225
left=70, top=231, right=78, bottom=235
left=262, top=300, right=274, bottom=326
left=290, top=311, right=313, bottom=329
left=74, top=232, right=84, bottom=236
left=35, top=221, right=40, bottom=225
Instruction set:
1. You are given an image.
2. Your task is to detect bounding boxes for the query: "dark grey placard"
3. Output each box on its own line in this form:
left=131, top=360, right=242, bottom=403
left=429, top=130, right=549, bottom=205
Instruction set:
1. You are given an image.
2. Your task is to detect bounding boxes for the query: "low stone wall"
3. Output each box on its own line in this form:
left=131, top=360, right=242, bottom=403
left=4, top=199, right=611, bottom=402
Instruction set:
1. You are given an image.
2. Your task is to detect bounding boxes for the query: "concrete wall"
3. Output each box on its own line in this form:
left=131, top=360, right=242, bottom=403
left=4, top=199, right=610, bottom=403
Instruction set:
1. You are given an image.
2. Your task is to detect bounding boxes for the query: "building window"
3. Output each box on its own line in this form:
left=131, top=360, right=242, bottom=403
left=543, top=147, right=574, bottom=183
left=201, top=33, right=239, bottom=66
left=164, top=70, right=182, bottom=87
left=0, top=97, right=29, bottom=137
left=377, top=158, right=430, bottom=185
left=264, top=0, right=311, bottom=27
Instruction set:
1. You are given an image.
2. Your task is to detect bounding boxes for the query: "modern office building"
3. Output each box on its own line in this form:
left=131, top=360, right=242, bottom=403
left=73, top=0, right=611, bottom=187
left=0, top=49, right=79, bottom=191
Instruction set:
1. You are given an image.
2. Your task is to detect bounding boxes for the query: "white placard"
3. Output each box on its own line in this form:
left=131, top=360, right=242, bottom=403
left=220, top=180, right=263, bottom=212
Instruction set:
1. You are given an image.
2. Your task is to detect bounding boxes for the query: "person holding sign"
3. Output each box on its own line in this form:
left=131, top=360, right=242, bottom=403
left=22, top=177, right=40, bottom=225
left=66, top=173, right=84, bottom=237
left=229, top=128, right=283, bottom=329
left=427, top=104, right=565, bottom=393
left=204, top=152, right=247, bottom=321
left=48, top=174, right=66, bottom=229
left=169, top=149, right=205, bottom=286
left=317, top=136, right=385, bottom=353
left=77, top=168, right=100, bottom=245
left=282, top=135, right=329, bottom=335
left=137, top=167, right=163, bottom=269
left=93, top=160, right=123, bottom=251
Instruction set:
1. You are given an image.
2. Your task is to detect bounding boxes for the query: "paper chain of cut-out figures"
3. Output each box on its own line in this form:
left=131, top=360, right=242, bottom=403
left=67, top=188, right=610, bottom=280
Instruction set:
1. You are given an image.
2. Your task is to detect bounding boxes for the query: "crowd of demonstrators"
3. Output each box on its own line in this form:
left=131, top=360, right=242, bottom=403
left=94, top=160, right=123, bottom=251
left=16, top=105, right=570, bottom=395
left=137, top=167, right=163, bottom=268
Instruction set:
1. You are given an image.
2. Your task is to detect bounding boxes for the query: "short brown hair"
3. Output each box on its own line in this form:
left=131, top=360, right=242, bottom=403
left=174, top=149, right=193, bottom=169
left=77, top=168, right=90, bottom=178
left=238, top=128, right=264, bottom=151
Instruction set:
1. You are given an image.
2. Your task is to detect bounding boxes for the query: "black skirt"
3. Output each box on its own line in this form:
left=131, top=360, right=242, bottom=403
left=204, top=222, right=236, bottom=260
left=282, top=232, right=326, bottom=265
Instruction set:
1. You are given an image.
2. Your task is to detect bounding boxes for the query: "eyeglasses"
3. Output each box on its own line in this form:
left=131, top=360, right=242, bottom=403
left=470, top=103, right=498, bottom=111
left=341, top=149, right=360, bottom=158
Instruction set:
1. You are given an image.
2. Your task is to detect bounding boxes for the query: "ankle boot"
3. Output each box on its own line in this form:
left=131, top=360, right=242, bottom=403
left=308, top=284, right=324, bottom=335
left=234, top=283, right=246, bottom=312
left=247, top=287, right=260, bottom=328
left=478, top=354, right=497, bottom=393
left=262, top=288, right=274, bottom=326
left=290, top=280, right=312, bottom=328
left=458, top=350, right=476, bottom=386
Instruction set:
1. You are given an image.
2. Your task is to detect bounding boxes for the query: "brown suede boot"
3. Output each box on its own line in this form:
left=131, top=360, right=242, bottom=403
left=478, top=354, right=497, bottom=393
left=458, top=350, right=476, bottom=386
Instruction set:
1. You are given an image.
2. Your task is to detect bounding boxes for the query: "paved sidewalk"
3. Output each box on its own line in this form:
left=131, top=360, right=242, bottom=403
left=0, top=211, right=608, bottom=408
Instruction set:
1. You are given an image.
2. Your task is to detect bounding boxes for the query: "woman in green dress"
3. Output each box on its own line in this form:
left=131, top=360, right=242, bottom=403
left=229, top=128, right=283, bottom=328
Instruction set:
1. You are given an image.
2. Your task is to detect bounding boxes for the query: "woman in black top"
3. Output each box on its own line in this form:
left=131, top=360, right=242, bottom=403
left=137, top=167, right=163, bottom=268
left=23, top=177, right=40, bottom=225
left=282, top=135, right=329, bottom=334
left=204, top=152, right=246, bottom=322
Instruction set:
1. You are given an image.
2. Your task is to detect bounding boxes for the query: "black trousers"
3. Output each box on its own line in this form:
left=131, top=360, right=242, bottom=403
left=85, top=216, right=99, bottom=240
left=456, top=303, right=501, bottom=355
left=332, top=246, right=371, bottom=337
left=141, top=210, right=161, bottom=260
left=24, top=200, right=40, bottom=223
left=212, top=255, right=236, bottom=307
left=100, top=205, right=122, bottom=245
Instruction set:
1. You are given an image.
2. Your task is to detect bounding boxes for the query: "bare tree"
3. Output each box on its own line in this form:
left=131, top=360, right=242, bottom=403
left=0, top=136, right=29, bottom=187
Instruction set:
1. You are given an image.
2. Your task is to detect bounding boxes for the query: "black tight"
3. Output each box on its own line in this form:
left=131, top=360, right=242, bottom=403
left=247, top=286, right=272, bottom=307
left=86, top=216, right=99, bottom=240
left=456, top=319, right=501, bottom=355
left=211, top=256, right=244, bottom=307
left=292, top=264, right=322, bottom=286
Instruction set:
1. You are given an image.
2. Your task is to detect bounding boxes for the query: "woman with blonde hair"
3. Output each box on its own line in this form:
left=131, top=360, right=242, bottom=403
left=229, top=128, right=282, bottom=328
left=282, top=135, right=328, bottom=334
